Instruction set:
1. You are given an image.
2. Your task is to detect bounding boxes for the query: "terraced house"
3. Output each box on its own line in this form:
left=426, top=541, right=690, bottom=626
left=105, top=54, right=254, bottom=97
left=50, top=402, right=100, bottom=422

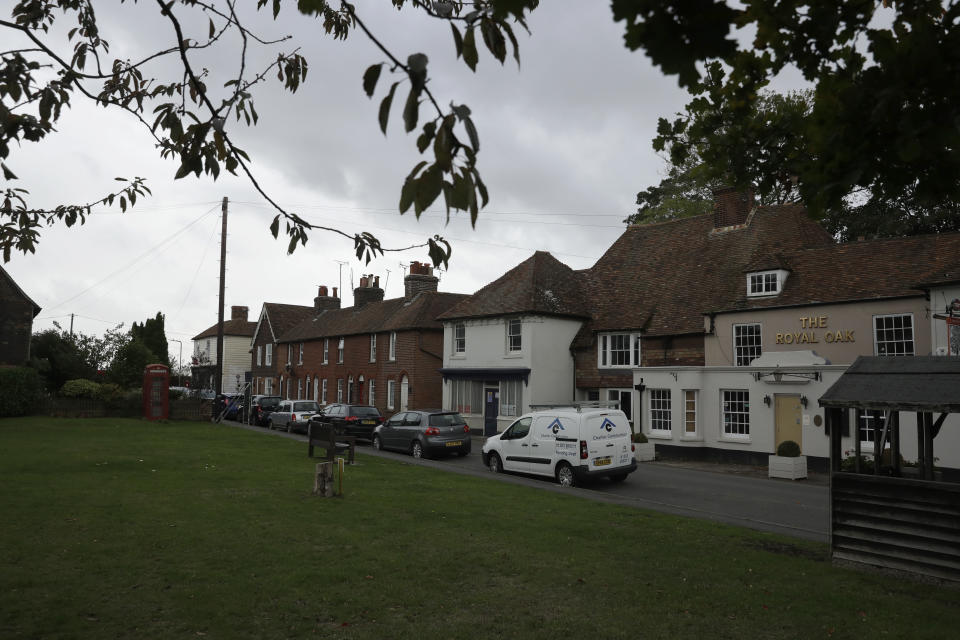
left=270, top=263, right=467, bottom=419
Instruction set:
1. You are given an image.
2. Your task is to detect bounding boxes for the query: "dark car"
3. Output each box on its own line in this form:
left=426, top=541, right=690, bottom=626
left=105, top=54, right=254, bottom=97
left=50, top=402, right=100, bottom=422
left=310, top=404, right=384, bottom=440
left=373, top=410, right=471, bottom=459
left=218, top=394, right=242, bottom=421
left=248, top=395, right=281, bottom=426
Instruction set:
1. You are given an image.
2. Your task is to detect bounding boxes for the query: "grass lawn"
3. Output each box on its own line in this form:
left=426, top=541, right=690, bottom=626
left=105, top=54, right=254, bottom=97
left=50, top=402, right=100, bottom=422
left=1, top=417, right=957, bottom=639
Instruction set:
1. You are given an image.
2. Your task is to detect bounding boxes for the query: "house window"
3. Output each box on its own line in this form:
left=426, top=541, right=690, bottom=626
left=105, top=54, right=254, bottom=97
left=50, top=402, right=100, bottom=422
left=306, top=376, right=311, bottom=399
left=387, top=379, right=395, bottom=410
left=312, top=376, right=318, bottom=401
left=265, top=378, right=273, bottom=394
left=734, top=323, right=762, bottom=366
left=649, top=389, right=672, bottom=434
left=323, top=338, right=329, bottom=365
left=347, top=376, right=353, bottom=404
left=265, top=343, right=272, bottom=366
left=256, top=345, right=262, bottom=366
left=454, top=323, right=466, bottom=354
left=321, top=379, right=328, bottom=404
left=206, top=339, right=211, bottom=356
left=607, top=389, right=633, bottom=422
left=337, top=379, right=343, bottom=403
left=449, top=379, right=483, bottom=414
left=337, top=337, right=344, bottom=363
left=684, top=390, right=698, bottom=436
left=747, top=271, right=781, bottom=296
left=298, top=343, right=303, bottom=365
left=856, top=409, right=886, bottom=445
left=389, top=332, right=397, bottom=360
left=507, top=318, right=522, bottom=352
left=500, top=379, right=523, bottom=417
left=286, top=344, right=292, bottom=366
left=370, top=334, right=377, bottom=362
left=722, top=390, right=750, bottom=438
left=598, top=333, right=641, bottom=368
left=297, top=379, right=302, bottom=400
left=874, top=313, right=914, bottom=356
left=369, top=379, right=376, bottom=406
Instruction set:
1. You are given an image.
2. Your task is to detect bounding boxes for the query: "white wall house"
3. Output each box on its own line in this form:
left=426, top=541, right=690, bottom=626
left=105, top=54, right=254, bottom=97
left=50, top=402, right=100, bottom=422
left=191, top=305, right=256, bottom=394
left=437, top=251, right=590, bottom=436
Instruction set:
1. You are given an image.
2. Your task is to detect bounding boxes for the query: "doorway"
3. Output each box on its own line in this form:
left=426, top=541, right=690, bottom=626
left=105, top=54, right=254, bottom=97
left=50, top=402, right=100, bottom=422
left=774, top=395, right=803, bottom=453
left=484, top=387, right=500, bottom=436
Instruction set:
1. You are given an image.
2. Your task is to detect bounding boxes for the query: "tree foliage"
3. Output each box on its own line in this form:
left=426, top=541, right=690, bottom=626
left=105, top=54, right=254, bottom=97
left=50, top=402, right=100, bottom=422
left=614, top=0, right=960, bottom=225
left=130, top=312, right=170, bottom=368
left=1, top=0, right=538, bottom=268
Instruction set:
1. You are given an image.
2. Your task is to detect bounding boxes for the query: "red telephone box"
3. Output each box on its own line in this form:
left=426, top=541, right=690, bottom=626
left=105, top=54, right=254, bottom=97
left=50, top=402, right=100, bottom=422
left=143, top=364, right=170, bottom=421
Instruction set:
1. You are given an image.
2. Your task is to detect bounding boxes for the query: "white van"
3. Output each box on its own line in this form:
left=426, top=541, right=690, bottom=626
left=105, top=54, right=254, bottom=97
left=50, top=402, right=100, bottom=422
left=481, top=406, right=637, bottom=486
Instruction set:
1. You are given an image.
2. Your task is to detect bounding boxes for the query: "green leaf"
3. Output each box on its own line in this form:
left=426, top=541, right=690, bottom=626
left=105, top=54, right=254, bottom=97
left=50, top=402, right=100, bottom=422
left=399, top=177, right=417, bottom=214
left=415, top=165, right=443, bottom=215
left=269, top=215, right=280, bottom=238
left=501, top=21, right=521, bottom=66
left=417, top=121, right=437, bottom=154
left=363, top=63, right=383, bottom=98
left=209, top=17, right=215, bottom=39
left=463, top=27, right=478, bottom=72
left=403, top=86, right=421, bottom=133
left=378, top=82, right=399, bottom=135
left=451, top=23, right=464, bottom=58
left=174, top=162, right=192, bottom=180
left=1, top=163, right=17, bottom=180
left=480, top=20, right=507, bottom=64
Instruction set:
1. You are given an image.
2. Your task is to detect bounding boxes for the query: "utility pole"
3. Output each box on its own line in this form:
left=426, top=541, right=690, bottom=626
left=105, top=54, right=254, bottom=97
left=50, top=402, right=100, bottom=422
left=69, top=313, right=74, bottom=337
left=215, top=197, right=227, bottom=402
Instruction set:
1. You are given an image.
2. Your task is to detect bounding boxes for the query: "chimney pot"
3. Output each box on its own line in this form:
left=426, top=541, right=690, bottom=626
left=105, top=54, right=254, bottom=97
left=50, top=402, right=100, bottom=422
left=333, top=287, right=338, bottom=298
left=319, top=285, right=328, bottom=296
left=231, top=305, right=248, bottom=321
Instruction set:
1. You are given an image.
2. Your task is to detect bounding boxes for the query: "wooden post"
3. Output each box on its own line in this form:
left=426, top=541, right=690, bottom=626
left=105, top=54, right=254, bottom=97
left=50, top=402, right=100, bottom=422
left=923, top=412, right=935, bottom=481
left=890, top=411, right=901, bottom=476
left=313, top=462, right=334, bottom=497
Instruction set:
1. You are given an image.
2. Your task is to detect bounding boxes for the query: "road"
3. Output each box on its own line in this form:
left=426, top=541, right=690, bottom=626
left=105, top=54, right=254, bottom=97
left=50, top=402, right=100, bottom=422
left=228, top=421, right=830, bottom=542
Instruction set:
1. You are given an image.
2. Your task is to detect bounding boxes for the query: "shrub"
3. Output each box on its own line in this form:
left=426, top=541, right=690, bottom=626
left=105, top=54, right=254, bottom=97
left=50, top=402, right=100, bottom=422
left=776, top=440, right=802, bottom=457
left=0, top=367, right=43, bottom=417
left=96, top=383, right=125, bottom=403
left=60, top=379, right=101, bottom=399
left=632, top=431, right=648, bottom=444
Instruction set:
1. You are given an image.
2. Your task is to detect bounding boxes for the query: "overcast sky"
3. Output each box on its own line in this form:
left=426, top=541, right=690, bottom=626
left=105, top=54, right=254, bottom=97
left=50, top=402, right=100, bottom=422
left=7, top=1, right=710, bottom=365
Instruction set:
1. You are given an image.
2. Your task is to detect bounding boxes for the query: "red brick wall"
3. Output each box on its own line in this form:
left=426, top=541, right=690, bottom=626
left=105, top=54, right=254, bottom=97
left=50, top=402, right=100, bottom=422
left=640, top=335, right=705, bottom=367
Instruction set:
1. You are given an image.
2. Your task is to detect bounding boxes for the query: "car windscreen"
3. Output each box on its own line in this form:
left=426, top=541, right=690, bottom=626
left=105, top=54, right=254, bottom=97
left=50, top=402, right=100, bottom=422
left=293, top=402, right=319, bottom=412
left=259, top=398, right=281, bottom=409
left=428, top=413, right=465, bottom=426
left=349, top=406, right=381, bottom=417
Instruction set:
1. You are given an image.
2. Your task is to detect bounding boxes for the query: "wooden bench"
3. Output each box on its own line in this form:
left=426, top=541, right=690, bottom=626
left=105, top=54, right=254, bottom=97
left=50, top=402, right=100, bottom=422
left=307, top=422, right=356, bottom=464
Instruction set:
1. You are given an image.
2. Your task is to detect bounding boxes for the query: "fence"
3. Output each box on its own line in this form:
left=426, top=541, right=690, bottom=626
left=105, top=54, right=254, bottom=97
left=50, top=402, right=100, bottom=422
left=40, top=396, right=212, bottom=421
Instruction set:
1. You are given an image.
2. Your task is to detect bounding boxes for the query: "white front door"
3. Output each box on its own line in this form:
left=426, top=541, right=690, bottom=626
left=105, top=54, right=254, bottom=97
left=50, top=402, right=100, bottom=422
left=400, top=375, right=409, bottom=411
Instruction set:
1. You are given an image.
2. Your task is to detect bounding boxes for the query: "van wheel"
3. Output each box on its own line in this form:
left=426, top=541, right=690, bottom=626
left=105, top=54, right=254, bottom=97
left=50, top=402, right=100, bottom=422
left=373, top=435, right=382, bottom=451
left=488, top=452, right=502, bottom=473
left=609, top=473, right=628, bottom=483
left=556, top=462, right=576, bottom=487
left=411, top=441, right=424, bottom=459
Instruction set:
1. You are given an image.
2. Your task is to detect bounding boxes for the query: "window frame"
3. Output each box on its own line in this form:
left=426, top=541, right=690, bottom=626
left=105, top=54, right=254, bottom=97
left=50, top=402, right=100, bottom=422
left=507, top=318, right=522, bottom=353
left=322, top=338, right=329, bottom=365
left=369, top=333, right=377, bottom=362
left=721, top=389, right=750, bottom=439
left=648, top=388, right=672, bottom=435
left=321, top=379, right=328, bottom=404
left=733, top=322, right=762, bottom=367
left=389, top=331, right=397, bottom=361
left=368, top=379, right=376, bottom=406
left=337, top=336, right=344, bottom=364
left=873, top=313, right=915, bottom=357
left=453, top=323, right=466, bottom=354
left=683, top=389, right=698, bottom=438
left=746, top=270, right=781, bottom=297
left=256, top=345, right=262, bottom=366
left=387, top=379, right=396, bottom=410
left=298, top=343, right=304, bottom=365
left=265, top=343, right=273, bottom=366
left=597, top=332, right=641, bottom=368
left=500, top=379, right=523, bottom=417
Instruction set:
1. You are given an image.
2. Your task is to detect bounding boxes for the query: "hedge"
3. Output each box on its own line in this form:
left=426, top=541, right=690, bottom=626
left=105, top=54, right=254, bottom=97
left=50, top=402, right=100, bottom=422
left=0, top=367, right=43, bottom=417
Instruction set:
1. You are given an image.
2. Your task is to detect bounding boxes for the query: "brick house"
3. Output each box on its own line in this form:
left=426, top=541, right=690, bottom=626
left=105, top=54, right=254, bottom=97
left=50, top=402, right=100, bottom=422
left=191, top=305, right=256, bottom=393
left=0, top=265, right=41, bottom=366
left=272, top=264, right=467, bottom=419
left=249, top=301, right=317, bottom=396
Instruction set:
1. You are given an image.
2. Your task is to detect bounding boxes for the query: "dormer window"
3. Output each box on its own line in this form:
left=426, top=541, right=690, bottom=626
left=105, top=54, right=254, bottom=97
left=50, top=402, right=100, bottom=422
left=746, top=270, right=787, bottom=297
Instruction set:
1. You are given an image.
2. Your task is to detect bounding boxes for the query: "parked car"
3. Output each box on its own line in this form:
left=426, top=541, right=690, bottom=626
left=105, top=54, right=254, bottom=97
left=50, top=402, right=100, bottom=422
left=482, top=406, right=637, bottom=487
left=373, top=410, right=471, bottom=459
left=310, top=404, right=383, bottom=440
left=219, top=394, right=242, bottom=420
left=247, top=395, right=282, bottom=427
left=268, top=400, right=321, bottom=433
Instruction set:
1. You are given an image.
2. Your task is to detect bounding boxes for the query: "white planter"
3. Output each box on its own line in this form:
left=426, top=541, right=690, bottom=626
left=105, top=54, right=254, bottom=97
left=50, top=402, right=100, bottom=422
left=634, top=442, right=656, bottom=462
left=768, top=455, right=807, bottom=480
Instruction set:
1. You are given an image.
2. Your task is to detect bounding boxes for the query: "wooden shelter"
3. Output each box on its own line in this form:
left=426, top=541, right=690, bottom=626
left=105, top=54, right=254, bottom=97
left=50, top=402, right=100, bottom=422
left=819, top=356, right=960, bottom=582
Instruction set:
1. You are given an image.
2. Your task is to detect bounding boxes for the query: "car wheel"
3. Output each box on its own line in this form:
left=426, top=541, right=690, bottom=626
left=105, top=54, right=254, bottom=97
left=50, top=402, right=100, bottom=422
left=488, top=452, right=502, bottom=473
left=609, top=473, right=628, bottom=483
left=373, top=435, right=382, bottom=451
left=556, top=462, right=576, bottom=487
left=411, top=440, right=424, bottom=459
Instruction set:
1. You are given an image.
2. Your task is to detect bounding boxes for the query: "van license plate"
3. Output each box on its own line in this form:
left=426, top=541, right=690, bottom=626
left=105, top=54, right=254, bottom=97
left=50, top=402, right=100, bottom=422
left=594, top=457, right=611, bottom=466
left=445, top=441, right=462, bottom=447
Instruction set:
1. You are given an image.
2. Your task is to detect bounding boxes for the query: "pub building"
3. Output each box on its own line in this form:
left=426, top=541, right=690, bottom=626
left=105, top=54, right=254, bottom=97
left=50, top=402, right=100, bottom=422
left=629, top=227, right=960, bottom=474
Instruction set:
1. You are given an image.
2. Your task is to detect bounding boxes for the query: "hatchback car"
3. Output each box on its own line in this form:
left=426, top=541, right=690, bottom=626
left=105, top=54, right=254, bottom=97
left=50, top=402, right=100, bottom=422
left=373, top=410, right=471, bottom=459
left=248, top=395, right=281, bottom=427
left=268, top=400, right=321, bottom=434
left=310, top=404, right=384, bottom=440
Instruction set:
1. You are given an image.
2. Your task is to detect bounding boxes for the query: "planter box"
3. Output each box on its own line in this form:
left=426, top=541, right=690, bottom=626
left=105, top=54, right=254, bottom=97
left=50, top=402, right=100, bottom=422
left=768, top=455, right=807, bottom=480
left=634, top=442, right=656, bottom=462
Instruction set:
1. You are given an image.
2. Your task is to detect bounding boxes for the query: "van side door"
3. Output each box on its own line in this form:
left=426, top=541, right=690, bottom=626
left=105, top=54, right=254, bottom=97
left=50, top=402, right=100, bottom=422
left=498, top=417, right=533, bottom=473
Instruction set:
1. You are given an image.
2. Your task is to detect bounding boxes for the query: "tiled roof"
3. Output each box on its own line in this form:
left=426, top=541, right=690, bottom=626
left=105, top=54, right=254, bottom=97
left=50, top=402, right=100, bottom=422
left=193, top=318, right=257, bottom=340
left=277, top=291, right=468, bottom=343
left=713, top=231, right=960, bottom=313
left=0, top=265, right=41, bottom=316
left=578, top=205, right=835, bottom=342
left=264, top=303, right=314, bottom=339
left=437, top=251, right=591, bottom=321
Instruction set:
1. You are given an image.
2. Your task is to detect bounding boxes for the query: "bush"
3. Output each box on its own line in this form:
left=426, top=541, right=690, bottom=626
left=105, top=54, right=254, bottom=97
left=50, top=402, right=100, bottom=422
left=632, top=431, right=648, bottom=444
left=0, top=367, right=43, bottom=417
left=60, top=379, right=101, bottom=399
left=96, top=383, right=125, bottom=403
left=776, top=440, right=802, bottom=457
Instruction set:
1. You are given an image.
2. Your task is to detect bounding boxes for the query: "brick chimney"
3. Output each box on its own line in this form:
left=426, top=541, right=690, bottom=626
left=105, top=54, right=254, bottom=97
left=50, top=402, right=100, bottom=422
left=712, top=186, right=755, bottom=230
left=404, top=261, right=439, bottom=299
left=314, top=285, right=340, bottom=313
left=231, top=305, right=248, bottom=321
left=353, top=274, right=385, bottom=308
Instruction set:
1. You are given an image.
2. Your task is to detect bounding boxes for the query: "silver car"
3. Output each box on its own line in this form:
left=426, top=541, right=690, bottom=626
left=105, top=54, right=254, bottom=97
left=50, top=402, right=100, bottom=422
left=268, top=400, right=321, bottom=434
left=372, top=410, right=471, bottom=459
